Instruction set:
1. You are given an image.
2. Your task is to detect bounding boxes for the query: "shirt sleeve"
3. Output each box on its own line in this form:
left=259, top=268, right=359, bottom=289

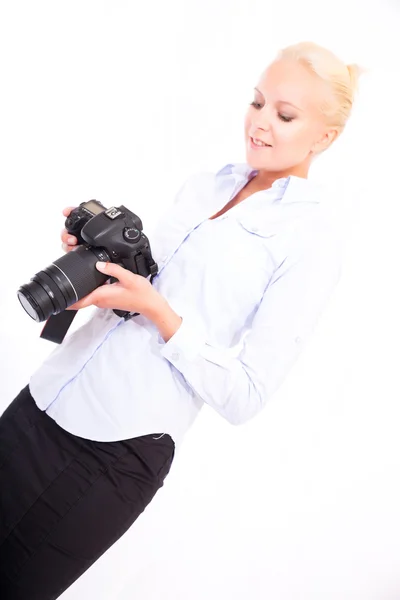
left=155, top=210, right=343, bottom=425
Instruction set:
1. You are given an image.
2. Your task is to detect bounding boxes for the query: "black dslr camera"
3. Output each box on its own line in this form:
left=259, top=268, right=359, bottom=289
left=17, top=200, right=158, bottom=341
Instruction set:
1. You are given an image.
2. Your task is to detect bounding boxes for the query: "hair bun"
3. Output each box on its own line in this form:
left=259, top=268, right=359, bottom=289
left=277, top=42, right=365, bottom=134
left=347, top=63, right=364, bottom=95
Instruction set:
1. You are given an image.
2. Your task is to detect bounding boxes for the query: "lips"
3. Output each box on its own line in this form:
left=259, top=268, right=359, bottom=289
left=252, top=136, right=269, bottom=145
left=250, top=136, right=272, bottom=149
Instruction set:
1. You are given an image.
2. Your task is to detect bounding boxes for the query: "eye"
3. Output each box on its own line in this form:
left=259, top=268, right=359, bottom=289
left=250, top=101, right=294, bottom=123
left=278, top=113, right=294, bottom=123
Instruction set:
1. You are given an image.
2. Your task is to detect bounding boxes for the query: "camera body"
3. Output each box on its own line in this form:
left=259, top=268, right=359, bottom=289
left=17, top=199, right=158, bottom=336
left=65, top=199, right=159, bottom=318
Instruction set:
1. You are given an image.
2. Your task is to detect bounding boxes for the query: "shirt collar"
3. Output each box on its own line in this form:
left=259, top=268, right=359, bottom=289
left=216, top=163, right=322, bottom=204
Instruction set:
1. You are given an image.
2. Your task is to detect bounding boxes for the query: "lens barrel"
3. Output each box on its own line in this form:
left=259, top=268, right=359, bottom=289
left=17, top=246, right=111, bottom=322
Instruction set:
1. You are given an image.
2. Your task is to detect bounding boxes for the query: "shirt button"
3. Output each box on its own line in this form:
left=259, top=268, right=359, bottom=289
left=295, top=336, right=301, bottom=343
left=252, top=226, right=259, bottom=233
left=171, top=352, right=180, bottom=361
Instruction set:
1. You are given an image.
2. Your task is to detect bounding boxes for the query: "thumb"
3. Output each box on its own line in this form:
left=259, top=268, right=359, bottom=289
left=96, top=261, right=132, bottom=284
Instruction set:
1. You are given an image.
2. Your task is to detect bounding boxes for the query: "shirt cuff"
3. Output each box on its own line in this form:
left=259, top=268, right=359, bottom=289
left=156, top=307, right=207, bottom=365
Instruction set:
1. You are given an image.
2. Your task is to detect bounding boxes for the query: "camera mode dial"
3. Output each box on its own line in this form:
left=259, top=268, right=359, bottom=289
left=123, top=227, right=141, bottom=243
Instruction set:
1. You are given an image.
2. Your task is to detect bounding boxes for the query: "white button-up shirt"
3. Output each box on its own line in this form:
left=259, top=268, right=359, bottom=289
left=29, top=163, right=342, bottom=448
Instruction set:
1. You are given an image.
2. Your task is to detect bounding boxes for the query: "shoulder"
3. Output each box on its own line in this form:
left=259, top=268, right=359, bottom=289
left=274, top=178, right=343, bottom=280
left=173, top=162, right=243, bottom=207
left=173, top=169, right=218, bottom=206
left=177, top=162, right=250, bottom=190
left=284, top=176, right=342, bottom=242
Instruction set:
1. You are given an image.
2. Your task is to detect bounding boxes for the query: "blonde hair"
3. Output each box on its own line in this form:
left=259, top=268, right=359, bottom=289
left=276, top=41, right=364, bottom=135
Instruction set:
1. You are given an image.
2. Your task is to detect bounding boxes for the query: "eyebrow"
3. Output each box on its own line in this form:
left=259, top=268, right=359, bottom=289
left=254, top=87, right=303, bottom=111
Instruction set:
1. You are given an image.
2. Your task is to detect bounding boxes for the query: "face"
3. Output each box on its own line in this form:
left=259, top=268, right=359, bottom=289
left=244, top=59, right=337, bottom=178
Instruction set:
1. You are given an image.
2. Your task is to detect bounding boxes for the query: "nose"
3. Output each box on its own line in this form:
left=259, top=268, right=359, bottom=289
left=252, top=104, right=272, bottom=133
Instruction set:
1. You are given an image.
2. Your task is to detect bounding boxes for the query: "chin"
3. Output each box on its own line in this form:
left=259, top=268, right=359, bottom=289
left=246, top=152, right=273, bottom=170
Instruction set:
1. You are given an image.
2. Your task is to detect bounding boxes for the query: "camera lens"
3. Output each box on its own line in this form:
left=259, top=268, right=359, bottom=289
left=17, top=283, right=48, bottom=321
left=17, top=246, right=111, bottom=322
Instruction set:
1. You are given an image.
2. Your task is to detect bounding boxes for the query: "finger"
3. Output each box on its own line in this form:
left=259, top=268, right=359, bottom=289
left=62, top=206, right=76, bottom=217
left=96, top=262, right=135, bottom=286
left=65, top=303, right=79, bottom=311
left=61, top=229, right=78, bottom=246
left=66, top=292, right=95, bottom=310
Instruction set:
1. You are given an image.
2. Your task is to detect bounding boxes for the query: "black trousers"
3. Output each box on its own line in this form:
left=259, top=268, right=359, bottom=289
left=0, top=385, right=175, bottom=600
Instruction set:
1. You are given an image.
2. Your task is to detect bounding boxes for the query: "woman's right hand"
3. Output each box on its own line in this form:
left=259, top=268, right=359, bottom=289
left=61, top=206, right=78, bottom=253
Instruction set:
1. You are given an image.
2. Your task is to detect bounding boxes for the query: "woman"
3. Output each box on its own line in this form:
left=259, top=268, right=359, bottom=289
left=0, top=41, right=362, bottom=599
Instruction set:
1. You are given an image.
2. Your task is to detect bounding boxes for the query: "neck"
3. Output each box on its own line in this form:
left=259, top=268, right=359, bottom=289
left=253, top=161, right=310, bottom=189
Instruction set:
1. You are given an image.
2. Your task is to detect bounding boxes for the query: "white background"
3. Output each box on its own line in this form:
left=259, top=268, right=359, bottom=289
left=1, top=0, right=400, bottom=598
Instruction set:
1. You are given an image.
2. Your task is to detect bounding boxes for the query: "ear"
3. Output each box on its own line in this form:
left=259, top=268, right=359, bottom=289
left=311, top=127, right=339, bottom=154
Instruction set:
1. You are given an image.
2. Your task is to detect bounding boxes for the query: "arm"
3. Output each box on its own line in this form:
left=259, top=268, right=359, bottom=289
left=152, top=214, right=343, bottom=425
left=147, top=298, right=183, bottom=343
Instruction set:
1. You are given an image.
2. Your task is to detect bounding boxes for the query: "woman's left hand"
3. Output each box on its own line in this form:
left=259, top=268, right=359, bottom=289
left=67, top=261, right=162, bottom=318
